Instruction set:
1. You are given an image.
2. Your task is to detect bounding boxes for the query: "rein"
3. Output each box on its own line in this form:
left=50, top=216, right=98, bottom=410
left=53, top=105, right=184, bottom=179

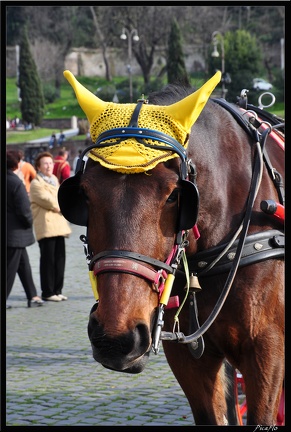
left=159, top=102, right=284, bottom=347
left=160, top=129, right=271, bottom=345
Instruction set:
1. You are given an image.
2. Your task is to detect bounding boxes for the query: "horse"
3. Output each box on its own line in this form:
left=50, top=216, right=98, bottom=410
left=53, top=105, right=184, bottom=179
left=58, top=70, right=284, bottom=426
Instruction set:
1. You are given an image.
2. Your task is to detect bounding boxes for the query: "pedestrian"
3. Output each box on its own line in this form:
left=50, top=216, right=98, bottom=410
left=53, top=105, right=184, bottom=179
left=30, top=152, right=72, bottom=302
left=73, top=149, right=88, bottom=174
left=16, top=150, right=37, bottom=195
left=53, top=148, right=71, bottom=184
left=49, top=132, right=57, bottom=149
left=6, top=151, right=44, bottom=309
left=8, top=149, right=25, bottom=186
left=58, top=130, right=66, bottom=146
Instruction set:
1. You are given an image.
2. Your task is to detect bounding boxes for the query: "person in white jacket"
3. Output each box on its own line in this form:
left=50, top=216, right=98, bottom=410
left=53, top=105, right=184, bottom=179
left=30, top=152, right=72, bottom=302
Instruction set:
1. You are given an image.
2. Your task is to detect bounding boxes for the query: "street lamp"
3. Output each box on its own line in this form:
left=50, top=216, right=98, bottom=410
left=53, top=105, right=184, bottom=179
left=211, top=31, right=226, bottom=99
left=120, top=28, right=139, bottom=102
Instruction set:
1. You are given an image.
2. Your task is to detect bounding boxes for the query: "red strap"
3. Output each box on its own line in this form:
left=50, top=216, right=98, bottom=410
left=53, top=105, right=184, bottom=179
left=94, top=258, right=157, bottom=282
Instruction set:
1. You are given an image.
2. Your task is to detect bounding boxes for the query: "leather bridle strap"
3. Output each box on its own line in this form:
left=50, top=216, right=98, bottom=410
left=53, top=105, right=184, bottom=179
left=89, top=250, right=174, bottom=274
left=93, top=258, right=162, bottom=292
left=90, top=250, right=174, bottom=295
left=95, top=127, right=188, bottom=163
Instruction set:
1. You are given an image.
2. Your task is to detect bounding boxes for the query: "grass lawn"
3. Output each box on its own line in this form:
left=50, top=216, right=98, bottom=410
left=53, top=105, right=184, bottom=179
left=6, top=128, right=86, bottom=145
left=6, top=75, right=284, bottom=145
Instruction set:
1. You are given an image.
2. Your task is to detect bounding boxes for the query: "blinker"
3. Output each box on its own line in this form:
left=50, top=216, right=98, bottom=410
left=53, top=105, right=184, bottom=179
left=178, top=179, right=199, bottom=231
left=58, top=173, right=88, bottom=226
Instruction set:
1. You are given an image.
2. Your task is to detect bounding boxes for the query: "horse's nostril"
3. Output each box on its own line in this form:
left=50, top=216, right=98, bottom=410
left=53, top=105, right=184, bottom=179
left=135, top=323, right=151, bottom=347
left=89, top=302, right=98, bottom=315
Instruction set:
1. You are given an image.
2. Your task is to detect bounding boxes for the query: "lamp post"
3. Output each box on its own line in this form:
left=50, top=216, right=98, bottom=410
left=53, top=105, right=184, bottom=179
left=120, top=28, right=139, bottom=102
left=211, top=31, right=226, bottom=99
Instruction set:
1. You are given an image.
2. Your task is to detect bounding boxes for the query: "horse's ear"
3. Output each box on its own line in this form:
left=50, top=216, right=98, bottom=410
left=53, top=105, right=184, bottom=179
left=165, top=71, right=221, bottom=132
left=63, top=70, right=108, bottom=124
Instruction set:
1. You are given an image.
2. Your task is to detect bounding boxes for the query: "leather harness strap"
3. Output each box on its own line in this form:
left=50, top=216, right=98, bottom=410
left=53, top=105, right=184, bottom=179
left=186, top=230, right=284, bottom=278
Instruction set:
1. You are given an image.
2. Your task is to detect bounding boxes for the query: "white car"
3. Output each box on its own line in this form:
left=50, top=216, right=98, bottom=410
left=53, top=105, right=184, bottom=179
left=253, top=78, right=273, bottom=91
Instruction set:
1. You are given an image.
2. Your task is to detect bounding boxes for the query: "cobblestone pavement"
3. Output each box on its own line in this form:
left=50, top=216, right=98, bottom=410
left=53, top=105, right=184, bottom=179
left=6, top=223, right=194, bottom=427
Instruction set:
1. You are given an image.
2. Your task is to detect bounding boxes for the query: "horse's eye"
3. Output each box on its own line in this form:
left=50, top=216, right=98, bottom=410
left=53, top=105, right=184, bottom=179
left=167, top=189, right=179, bottom=203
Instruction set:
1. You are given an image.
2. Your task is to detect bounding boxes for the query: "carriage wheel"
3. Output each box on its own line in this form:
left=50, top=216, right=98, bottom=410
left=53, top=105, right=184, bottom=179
left=276, top=383, right=285, bottom=426
left=234, top=370, right=246, bottom=425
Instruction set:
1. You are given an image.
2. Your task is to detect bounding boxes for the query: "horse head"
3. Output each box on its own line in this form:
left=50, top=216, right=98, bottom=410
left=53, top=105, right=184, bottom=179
left=58, top=71, right=221, bottom=373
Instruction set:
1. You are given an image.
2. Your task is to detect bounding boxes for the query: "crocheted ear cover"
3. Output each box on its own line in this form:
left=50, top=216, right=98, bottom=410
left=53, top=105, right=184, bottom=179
left=64, top=70, right=221, bottom=173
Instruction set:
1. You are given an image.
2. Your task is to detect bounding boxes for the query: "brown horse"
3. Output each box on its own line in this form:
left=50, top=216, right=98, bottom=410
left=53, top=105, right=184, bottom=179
left=58, top=71, right=284, bottom=425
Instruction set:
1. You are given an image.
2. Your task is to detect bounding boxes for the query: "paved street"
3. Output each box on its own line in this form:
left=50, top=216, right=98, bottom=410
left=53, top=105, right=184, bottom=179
left=6, top=223, right=194, bottom=427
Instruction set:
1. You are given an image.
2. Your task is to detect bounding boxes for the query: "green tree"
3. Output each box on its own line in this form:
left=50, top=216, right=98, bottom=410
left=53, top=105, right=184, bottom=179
left=18, top=27, right=45, bottom=128
left=167, top=18, right=190, bottom=86
left=209, top=30, right=263, bottom=103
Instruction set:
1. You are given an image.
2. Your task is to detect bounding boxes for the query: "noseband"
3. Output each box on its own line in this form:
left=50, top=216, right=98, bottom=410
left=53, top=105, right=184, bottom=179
left=87, top=242, right=187, bottom=307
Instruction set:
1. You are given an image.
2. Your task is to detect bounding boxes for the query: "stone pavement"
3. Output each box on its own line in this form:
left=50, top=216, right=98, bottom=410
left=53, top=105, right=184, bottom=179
left=6, top=223, right=194, bottom=427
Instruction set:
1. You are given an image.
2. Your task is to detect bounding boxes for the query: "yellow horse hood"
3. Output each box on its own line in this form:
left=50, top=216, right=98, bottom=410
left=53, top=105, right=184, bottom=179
left=64, top=70, right=221, bottom=173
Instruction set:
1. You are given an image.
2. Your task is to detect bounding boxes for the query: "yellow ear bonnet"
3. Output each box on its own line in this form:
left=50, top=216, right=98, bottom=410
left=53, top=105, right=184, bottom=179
left=64, top=70, right=221, bottom=173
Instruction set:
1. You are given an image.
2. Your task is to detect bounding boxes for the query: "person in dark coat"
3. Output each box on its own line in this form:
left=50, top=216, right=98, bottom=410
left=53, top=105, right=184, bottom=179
left=6, top=151, right=44, bottom=308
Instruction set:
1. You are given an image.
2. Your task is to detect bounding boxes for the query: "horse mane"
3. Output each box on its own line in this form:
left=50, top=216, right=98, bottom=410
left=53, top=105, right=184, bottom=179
left=148, top=81, right=195, bottom=106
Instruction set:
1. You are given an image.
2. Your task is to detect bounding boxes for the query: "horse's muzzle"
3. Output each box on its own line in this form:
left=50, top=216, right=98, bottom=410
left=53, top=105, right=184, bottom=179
left=87, top=306, right=151, bottom=373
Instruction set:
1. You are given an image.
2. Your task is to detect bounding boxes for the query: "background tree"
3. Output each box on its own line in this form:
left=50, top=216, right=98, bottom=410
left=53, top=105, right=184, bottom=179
left=18, top=27, right=45, bottom=128
left=111, top=5, right=192, bottom=91
left=6, top=4, right=284, bottom=102
left=89, top=6, right=112, bottom=81
left=21, top=5, right=83, bottom=99
left=167, top=18, right=190, bottom=86
left=208, top=29, right=262, bottom=103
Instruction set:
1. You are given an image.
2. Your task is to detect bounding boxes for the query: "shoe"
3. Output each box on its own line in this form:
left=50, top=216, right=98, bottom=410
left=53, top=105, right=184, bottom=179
left=28, top=297, right=44, bottom=307
left=42, top=295, right=62, bottom=302
left=58, top=294, right=68, bottom=301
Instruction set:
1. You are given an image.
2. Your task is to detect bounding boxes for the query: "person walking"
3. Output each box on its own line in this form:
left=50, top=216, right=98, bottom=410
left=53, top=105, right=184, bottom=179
left=49, top=132, right=57, bottom=149
left=6, top=151, right=44, bottom=308
left=30, top=151, right=72, bottom=302
left=53, top=149, right=71, bottom=184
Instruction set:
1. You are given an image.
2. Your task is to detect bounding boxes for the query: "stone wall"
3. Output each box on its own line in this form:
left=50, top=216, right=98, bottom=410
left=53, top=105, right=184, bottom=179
left=6, top=45, right=205, bottom=78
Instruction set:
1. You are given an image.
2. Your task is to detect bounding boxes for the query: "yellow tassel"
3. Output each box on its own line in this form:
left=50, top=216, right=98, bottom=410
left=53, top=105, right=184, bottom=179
left=89, top=271, right=99, bottom=300
left=160, top=274, right=175, bottom=305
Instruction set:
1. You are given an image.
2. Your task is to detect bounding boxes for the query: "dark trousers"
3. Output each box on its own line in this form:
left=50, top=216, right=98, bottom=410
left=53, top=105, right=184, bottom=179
left=7, top=247, right=38, bottom=300
left=38, top=236, right=66, bottom=298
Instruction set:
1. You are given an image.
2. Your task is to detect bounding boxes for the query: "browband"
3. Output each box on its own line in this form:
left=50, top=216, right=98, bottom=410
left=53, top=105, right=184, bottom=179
left=95, top=127, right=188, bottom=162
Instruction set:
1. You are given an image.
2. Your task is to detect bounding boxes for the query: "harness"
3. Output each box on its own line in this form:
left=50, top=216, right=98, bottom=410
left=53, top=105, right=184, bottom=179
left=58, top=94, right=284, bottom=358
left=159, top=98, right=284, bottom=354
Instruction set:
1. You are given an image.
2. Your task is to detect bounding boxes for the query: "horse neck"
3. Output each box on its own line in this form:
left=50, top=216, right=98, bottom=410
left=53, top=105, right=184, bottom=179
left=187, top=117, right=252, bottom=251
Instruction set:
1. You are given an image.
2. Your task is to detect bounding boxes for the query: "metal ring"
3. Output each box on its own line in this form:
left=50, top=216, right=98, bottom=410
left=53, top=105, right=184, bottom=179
left=258, top=92, right=276, bottom=109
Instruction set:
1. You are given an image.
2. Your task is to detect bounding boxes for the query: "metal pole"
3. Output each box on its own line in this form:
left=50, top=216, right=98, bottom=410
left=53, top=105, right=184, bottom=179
left=220, top=39, right=226, bottom=99
left=121, top=28, right=139, bottom=103
left=211, top=31, right=226, bottom=99
left=16, top=44, right=21, bottom=101
left=128, top=32, right=133, bottom=103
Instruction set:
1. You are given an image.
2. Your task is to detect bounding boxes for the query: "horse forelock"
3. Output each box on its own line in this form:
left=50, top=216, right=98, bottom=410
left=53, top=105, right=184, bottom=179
left=148, top=82, right=195, bottom=106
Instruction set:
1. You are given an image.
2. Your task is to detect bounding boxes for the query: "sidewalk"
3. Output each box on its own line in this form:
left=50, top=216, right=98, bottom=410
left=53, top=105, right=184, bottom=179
left=6, top=223, right=194, bottom=427
left=27, top=128, right=79, bottom=145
